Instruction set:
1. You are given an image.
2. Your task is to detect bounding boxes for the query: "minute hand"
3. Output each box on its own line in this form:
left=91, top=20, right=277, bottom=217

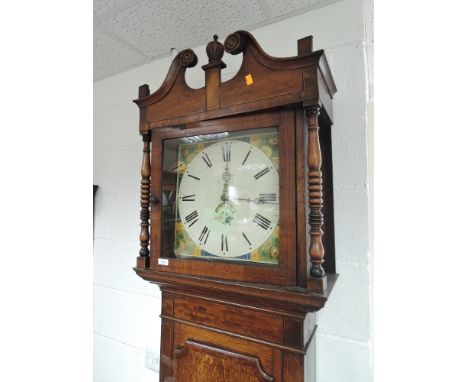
left=234, top=196, right=278, bottom=205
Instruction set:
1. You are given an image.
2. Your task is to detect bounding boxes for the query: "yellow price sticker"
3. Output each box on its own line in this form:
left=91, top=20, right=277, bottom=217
left=245, top=73, right=253, bottom=86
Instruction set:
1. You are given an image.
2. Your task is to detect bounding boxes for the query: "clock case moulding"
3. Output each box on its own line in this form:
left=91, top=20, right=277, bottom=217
left=132, top=30, right=339, bottom=382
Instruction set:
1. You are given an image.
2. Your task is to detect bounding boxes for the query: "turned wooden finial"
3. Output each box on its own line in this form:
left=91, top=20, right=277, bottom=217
left=206, top=35, right=223, bottom=61
left=202, top=34, right=226, bottom=70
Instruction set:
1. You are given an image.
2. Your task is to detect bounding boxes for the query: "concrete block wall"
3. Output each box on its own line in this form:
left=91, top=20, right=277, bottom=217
left=93, top=0, right=371, bottom=380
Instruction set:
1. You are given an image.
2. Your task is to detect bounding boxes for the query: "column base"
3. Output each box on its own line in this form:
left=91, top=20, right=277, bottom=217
left=307, top=276, right=327, bottom=295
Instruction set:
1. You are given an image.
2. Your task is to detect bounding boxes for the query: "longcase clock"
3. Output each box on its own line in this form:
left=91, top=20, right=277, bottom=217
left=133, top=31, right=338, bottom=382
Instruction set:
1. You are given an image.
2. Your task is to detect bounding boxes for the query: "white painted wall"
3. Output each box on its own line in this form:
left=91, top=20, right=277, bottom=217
left=93, top=0, right=372, bottom=380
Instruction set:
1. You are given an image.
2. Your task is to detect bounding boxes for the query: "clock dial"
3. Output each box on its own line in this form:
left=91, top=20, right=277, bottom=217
left=177, top=139, right=279, bottom=259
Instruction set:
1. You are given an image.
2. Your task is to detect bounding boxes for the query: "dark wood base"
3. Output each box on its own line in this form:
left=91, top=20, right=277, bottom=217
left=307, top=276, right=327, bottom=294
left=136, top=256, right=150, bottom=269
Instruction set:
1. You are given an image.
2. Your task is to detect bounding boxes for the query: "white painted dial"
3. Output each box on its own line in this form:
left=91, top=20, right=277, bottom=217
left=177, top=139, right=279, bottom=258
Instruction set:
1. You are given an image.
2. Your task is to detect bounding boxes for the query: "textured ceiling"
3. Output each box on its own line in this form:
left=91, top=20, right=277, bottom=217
left=94, top=0, right=342, bottom=81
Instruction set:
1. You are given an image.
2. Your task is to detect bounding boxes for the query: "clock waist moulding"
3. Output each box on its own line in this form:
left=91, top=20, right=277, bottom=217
left=133, top=31, right=338, bottom=382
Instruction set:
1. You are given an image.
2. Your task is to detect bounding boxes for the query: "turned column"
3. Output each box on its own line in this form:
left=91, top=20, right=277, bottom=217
left=306, top=105, right=327, bottom=293
left=137, top=130, right=151, bottom=268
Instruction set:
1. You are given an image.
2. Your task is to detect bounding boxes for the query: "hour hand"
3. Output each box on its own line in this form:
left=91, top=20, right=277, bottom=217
left=233, top=197, right=251, bottom=203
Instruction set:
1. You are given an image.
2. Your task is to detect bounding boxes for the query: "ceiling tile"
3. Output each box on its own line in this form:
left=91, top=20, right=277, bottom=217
left=94, top=28, right=147, bottom=80
left=94, top=0, right=145, bottom=17
left=98, top=0, right=268, bottom=59
left=95, top=0, right=125, bottom=16
left=265, top=0, right=341, bottom=17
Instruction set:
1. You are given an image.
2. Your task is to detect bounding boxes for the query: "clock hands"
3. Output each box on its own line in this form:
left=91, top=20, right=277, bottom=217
left=233, top=195, right=279, bottom=205
left=215, top=182, right=234, bottom=212
left=216, top=143, right=233, bottom=212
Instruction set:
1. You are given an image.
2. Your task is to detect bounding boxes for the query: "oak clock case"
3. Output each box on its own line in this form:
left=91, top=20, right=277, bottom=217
left=133, top=31, right=338, bottom=382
